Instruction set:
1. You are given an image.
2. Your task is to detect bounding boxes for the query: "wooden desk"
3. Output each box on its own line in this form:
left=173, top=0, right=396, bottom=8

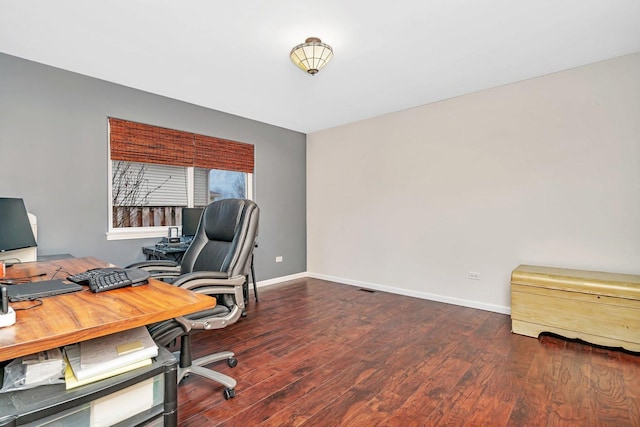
left=0, top=257, right=216, bottom=361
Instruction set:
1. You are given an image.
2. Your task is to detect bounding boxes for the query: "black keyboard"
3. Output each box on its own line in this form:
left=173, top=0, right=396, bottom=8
left=68, top=268, right=150, bottom=293
left=67, top=268, right=121, bottom=285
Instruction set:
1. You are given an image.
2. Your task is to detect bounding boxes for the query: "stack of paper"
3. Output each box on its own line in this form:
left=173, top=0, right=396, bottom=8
left=64, top=326, right=158, bottom=389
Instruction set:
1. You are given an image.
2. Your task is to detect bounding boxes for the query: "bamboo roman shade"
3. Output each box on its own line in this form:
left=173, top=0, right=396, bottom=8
left=109, top=118, right=254, bottom=173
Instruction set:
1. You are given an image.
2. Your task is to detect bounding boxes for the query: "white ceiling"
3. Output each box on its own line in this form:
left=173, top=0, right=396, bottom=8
left=1, top=1, right=639, bottom=134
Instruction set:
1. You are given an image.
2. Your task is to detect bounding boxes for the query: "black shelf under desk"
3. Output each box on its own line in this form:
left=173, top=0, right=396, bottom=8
left=0, top=346, right=178, bottom=427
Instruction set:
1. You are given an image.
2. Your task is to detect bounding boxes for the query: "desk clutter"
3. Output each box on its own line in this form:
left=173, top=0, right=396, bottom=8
left=63, top=326, right=158, bottom=389
left=67, top=267, right=150, bottom=292
left=0, top=348, right=65, bottom=392
left=0, top=256, right=216, bottom=425
left=154, top=235, right=193, bottom=251
left=142, top=236, right=194, bottom=262
left=0, top=285, right=15, bottom=327
left=5, top=279, right=84, bottom=302
left=0, top=340, right=172, bottom=427
left=0, top=327, right=161, bottom=425
left=0, top=268, right=150, bottom=308
left=1, top=326, right=158, bottom=393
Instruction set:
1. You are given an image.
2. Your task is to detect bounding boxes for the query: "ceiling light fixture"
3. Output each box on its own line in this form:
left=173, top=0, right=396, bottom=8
left=290, top=37, right=334, bottom=76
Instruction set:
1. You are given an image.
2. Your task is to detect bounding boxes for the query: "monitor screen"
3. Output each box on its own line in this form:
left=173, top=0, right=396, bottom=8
left=182, top=207, right=204, bottom=236
left=0, top=198, right=37, bottom=252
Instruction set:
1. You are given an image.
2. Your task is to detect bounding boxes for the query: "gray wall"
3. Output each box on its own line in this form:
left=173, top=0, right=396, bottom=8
left=0, top=53, right=306, bottom=280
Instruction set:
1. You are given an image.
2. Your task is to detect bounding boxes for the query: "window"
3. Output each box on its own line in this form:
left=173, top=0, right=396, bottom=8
left=107, top=118, right=254, bottom=240
left=206, top=168, right=247, bottom=201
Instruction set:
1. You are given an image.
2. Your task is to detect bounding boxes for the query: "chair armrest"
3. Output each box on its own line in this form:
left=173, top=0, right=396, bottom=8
left=175, top=273, right=245, bottom=291
left=173, top=274, right=246, bottom=310
left=173, top=274, right=246, bottom=330
left=174, top=316, right=193, bottom=333
left=147, top=316, right=193, bottom=346
left=192, top=305, right=243, bottom=330
left=126, top=260, right=181, bottom=279
left=126, top=260, right=179, bottom=269
left=173, top=270, right=230, bottom=286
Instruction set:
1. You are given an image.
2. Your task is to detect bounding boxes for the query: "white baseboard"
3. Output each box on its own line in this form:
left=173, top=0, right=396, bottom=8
left=305, top=272, right=511, bottom=315
left=255, top=272, right=308, bottom=288
left=256, top=271, right=510, bottom=315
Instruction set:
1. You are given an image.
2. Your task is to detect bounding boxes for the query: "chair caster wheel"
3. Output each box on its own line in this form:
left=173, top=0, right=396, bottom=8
left=223, top=388, right=236, bottom=400
left=228, top=357, right=238, bottom=368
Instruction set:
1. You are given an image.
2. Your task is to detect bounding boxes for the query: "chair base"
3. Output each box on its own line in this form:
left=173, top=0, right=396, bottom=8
left=174, top=350, right=237, bottom=390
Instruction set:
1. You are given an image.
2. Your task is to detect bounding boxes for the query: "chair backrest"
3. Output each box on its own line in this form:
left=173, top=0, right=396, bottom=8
left=179, top=199, right=259, bottom=276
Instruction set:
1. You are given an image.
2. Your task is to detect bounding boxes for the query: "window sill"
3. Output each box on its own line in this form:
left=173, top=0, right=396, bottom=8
left=106, top=227, right=169, bottom=241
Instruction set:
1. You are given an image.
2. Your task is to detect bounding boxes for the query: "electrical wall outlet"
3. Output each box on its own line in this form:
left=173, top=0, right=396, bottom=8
left=467, top=272, right=480, bottom=280
left=275, top=256, right=283, bottom=263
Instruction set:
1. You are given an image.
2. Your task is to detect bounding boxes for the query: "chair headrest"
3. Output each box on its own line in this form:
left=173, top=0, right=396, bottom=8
left=203, top=199, right=246, bottom=242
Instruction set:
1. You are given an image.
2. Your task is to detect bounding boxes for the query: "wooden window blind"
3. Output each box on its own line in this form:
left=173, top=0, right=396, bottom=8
left=109, top=118, right=254, bottom=173
left=194, top=134, right=255, bottom=173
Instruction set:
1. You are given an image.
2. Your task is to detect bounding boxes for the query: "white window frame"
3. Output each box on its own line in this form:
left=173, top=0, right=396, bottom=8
left=106, top=160, right=253, bottom=240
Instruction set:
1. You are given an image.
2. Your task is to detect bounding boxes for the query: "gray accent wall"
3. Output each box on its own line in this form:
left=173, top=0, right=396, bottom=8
left=0, top=53, right=306, bottom=279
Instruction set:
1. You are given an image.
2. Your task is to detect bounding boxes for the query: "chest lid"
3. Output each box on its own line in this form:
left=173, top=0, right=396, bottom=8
left=511, top=264, right=640, bottom=301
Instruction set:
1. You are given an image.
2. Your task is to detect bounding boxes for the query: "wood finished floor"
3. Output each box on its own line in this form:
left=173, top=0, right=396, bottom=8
left=177, top=278, right=640, bottom=426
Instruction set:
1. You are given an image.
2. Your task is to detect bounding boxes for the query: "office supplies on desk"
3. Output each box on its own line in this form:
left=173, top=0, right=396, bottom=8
left=0, top=285, right=15, bottom=327
left=0, top=348, right=65, bottom=393
left=156, top=235, right=193, bottom=247
left=68, top=267, right=150, bottom=292
left=63, top=344, right=152, bottom=389
left=1, top=347, right=179, bottom=426
left=0, top=272, right=47, bottom=284
left=155, top=241, right=188, bottom=249
left=66, top=267, right=122, bottom=285
left=1, top=285, right=7, bottom=313
left=87, top=269, right=149, bottom=292
left=6, top=279, right=84, bottom=302
left=21, top=349, right=64, bottom=385
left=67, top=326, right=158, bottom=381
left=0, top=256, right=212, bottom=427
left=0, top=256, right=216, bottom=363
left=168, top=226, right=180, bottom=243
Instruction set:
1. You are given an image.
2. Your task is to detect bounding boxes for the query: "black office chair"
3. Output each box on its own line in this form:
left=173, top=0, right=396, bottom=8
left=129, top=199, right=259, bottom=399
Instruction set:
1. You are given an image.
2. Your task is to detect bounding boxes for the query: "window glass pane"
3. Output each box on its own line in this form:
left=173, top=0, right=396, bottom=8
left=113, top=161, right=187, bottom=206
left=208, top=169, right=247, bottom=202
left=112, top=161, right=187, bottom=228
left=109, top=162, right=250, bottom=234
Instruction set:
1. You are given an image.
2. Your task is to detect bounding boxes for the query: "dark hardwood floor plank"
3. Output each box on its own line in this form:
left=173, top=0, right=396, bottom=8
left=434, top=343, right=522, bottom=426
left=619, top=351, right=640, bottom=422
left=260, top=358, right=379, bottom=426
left=387, top=356, right=473, bottom=425
left=171, top=278, right=640, bottom=426
left=590, top=347, right=636, bottom=426
left=543, top=341, right=592, bottom=426
left=201, top=340, right=351, bottom=423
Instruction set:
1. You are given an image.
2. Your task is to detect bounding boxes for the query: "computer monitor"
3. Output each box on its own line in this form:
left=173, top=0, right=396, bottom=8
left=182, top=207, right=204, bottom=237
left=0, top=198, right=37, bottom=264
